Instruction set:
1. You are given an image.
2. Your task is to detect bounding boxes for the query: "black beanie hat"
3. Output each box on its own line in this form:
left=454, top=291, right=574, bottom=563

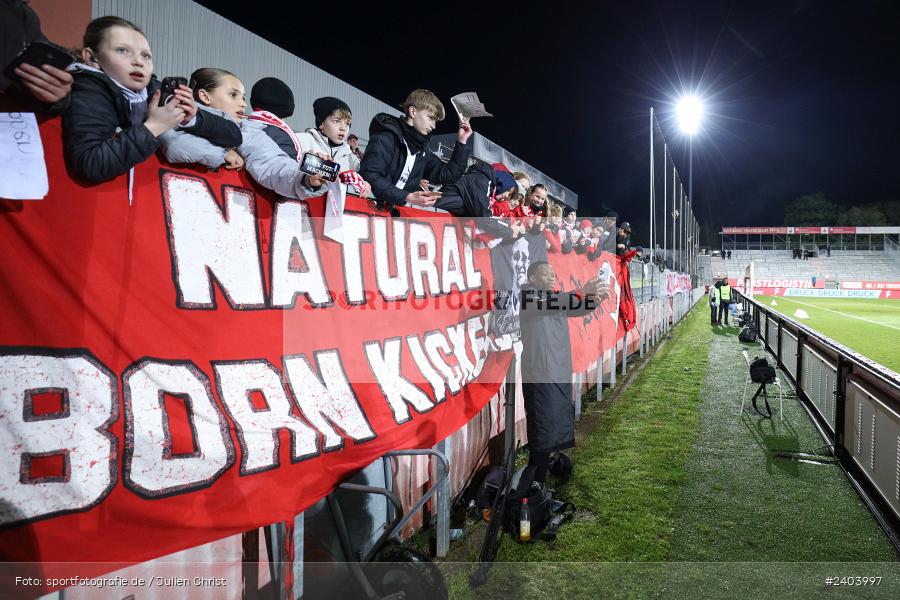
left=250, top=77, right=295, bottom=118
left=313, top=97, right=351, bottom=127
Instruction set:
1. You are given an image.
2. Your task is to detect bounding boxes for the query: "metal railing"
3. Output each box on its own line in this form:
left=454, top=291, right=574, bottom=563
left=736, top=291, right=900, bottom=550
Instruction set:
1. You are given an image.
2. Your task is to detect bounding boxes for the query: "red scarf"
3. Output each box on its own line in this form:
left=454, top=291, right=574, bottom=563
left=247, top=110, right=302, bottom=161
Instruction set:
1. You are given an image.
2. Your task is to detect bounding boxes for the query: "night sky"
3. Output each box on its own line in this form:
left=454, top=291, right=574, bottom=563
left=197, top=0, right=898, bottom=246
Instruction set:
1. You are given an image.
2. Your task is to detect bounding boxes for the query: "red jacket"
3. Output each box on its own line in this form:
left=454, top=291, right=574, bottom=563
left=544, top=226, right=562, bottom=253
left=491, top=200, right=511, bottom=218
left=617, top=249, right=640, bottom=331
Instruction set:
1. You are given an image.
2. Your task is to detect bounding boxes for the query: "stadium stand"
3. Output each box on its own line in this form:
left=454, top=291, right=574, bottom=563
left=718, top=249, right=900, bottom=283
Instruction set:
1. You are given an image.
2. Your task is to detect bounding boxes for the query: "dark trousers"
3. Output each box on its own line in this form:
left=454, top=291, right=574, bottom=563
left=529, top=450, right=551, bottom=485
left=710, top=303, right=718, bottom=325
left=718, top=300, right=731, bottom=325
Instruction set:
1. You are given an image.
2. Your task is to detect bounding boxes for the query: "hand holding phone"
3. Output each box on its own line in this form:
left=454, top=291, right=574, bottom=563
left=159, top=77, right=188, bottom=107
left=4, top=40, right=73, bottom=80
left=4, top=40, right=74, bottom=105
left=405, top=190, right=442, bottom=207
left=299, top=152, right=340, bottom=182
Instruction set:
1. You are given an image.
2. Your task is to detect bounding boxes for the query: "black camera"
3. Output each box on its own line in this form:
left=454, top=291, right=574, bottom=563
left=158, top=76, right=188, bottom=107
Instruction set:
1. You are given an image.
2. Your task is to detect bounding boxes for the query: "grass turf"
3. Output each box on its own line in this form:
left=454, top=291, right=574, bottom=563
left=442, top=304, right=714, bottom=597
left=755, top=296, right=900, bottom=372
left=437, top=302, right=900, bottom=599
left=663, top=319, right=899, bottom=597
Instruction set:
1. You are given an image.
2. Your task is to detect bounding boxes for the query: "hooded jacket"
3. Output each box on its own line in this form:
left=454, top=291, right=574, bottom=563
left=62, top=67, right=241, bottom=184
left=159, top=105, right=240, bottom=169
left=359, top=113, right=471, bottom=206
left=434, top=162, right=496, bottom=218
left=238, top=116, right=322, bottom=200
left=295, top=127, right=364, bottom=196
left=296, top=127, right=360, bottom=172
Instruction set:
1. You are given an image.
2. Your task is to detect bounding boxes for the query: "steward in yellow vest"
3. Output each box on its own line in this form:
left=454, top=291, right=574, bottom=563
left=718, top=279, right=732, bottom=325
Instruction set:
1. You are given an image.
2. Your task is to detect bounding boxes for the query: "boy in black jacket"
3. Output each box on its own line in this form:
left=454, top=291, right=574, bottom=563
left=360, top=89, right=472, bottom=212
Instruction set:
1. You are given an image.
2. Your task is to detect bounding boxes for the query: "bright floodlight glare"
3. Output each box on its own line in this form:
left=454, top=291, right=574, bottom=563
left=676, top=96, right=703, bottom=135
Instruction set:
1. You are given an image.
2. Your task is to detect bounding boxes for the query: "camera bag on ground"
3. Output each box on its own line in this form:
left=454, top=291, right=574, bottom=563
left=548, top=451, right=574, bottom=480
left=500, top=465, right=575, bottom=541
left=738, top=325, right=757, bottom=343
left=501, top=465, right=553, bottom=538
left=749, top=356, right=776, bottom=384
left=475, top=465, right=507, bottom=515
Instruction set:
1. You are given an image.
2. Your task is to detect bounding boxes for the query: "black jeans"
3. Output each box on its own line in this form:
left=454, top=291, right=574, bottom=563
left=710, top=303, right=718, bottom=324
left=718, top=300, right=731, bottom=325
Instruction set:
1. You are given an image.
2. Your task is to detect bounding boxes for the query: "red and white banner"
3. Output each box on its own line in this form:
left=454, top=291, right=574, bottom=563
left=839, top=281, right=900, bottom=291
left=754, top=288, right=896, bottom=299
left=730, top=278, right=900, bottom=299
left=665, top=271, right=692, bottom=296
left=0, top=118, right=629, bottom=588
left=549, top=252, right=624, bottom=372
left=739, top=278, right=825, bottom=289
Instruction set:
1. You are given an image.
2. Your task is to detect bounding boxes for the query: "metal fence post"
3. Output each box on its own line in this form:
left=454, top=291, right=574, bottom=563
left=622, top=330, right=628, bottom=376
left=639, top=304, right=645, bottom=357
left=833, top=354, right=850, bottom=452
left=574, top=372, right=582, bottom=420
left=598, top=351, right=604, bottom=402
left=434, top=439, right=450, bottom=558
left=609, top=348, right=617, bottom=386
left=796, top=331, right=806, bottom=402
left=777, top=319, right=783, bottom=369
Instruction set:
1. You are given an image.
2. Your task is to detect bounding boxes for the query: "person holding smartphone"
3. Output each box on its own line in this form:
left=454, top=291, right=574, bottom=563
left=519, top=261, right=609, bottom=485
left=360, top=89, right=472, bottom=214
left=63, top=16, right=241, bottom=193
left=1, top=0, right=73, bottom=113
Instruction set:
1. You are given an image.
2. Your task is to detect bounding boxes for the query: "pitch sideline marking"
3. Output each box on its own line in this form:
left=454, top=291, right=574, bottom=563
left=775, top=297, right=900, bottom=332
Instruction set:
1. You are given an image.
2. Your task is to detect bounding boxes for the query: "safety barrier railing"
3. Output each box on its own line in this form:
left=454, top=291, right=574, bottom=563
left=736, top=291, right=900, bottom=550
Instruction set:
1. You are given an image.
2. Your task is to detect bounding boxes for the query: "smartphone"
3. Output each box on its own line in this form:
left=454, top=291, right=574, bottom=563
left=299, top=152, right=340, bottom=182
left=3, top=40, right=74, bottom=80
left=597, top=263, right=611, bottom=283
left=158, top=76, right=188, bottom=106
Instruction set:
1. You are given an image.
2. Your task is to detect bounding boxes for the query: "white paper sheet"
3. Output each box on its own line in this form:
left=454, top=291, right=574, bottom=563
left=323, top=180, right=346, bottom=244
left=450, top=92, right=494, bottom=121
left=0, top=112, right=49, bottom=199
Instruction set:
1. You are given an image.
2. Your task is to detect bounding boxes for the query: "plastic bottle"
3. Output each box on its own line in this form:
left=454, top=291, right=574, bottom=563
left=519, top=498, right=531, bottom=542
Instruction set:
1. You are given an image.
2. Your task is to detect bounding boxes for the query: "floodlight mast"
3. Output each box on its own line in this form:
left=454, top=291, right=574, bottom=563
left=677, top=95, right=703, bottom=270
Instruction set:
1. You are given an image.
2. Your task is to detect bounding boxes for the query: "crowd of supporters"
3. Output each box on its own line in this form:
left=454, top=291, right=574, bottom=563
left=2, top=6, right=645, bottom=524
left=1, top=10, right=633, bottom=252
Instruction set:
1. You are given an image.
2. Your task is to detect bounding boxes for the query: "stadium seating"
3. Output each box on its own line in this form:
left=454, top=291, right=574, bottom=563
left=716, top=250, right=900, bottom=283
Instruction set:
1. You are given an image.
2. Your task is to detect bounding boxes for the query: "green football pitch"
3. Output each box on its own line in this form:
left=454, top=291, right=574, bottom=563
left=755, top=296, right=900, bottom=372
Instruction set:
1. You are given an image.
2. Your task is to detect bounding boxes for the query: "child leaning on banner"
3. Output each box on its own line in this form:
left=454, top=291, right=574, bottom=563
left=62, top=17, right=242, bottom=194
left=237, top=77, right=328, bottom=199
left=359, top=89, right=472, bottom=213
left=159, top=68, right=247, bottom=170
left=296, top=97, right=371, bottom=198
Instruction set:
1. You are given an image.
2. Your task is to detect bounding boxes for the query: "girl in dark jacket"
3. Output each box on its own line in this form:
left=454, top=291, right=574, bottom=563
left=62, top=16, right=241, bottom=196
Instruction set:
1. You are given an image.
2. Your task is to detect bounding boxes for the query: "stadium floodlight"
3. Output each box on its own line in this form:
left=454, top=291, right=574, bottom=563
left=676, top=95, right=703, bottom=135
